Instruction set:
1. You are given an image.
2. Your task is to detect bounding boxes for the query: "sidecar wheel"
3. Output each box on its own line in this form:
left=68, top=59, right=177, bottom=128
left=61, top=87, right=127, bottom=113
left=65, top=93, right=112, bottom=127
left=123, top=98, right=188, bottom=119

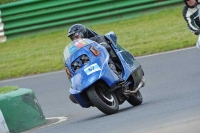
left=87, top=85, right=119, bottom=115
left=127, top=90, right=143, bottom=106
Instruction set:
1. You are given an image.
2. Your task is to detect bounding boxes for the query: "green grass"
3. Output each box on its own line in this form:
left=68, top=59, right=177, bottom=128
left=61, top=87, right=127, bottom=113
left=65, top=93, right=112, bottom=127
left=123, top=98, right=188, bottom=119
left=0, top=6, right=197, bottom=80
left=0, top=0, right=18, bottom=4
left=0, top=86, right=18, bottom=94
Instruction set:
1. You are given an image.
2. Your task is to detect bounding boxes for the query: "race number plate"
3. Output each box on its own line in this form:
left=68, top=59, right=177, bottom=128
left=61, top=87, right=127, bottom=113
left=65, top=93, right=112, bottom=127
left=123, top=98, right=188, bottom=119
left=84, top=63, right=101, bottom=75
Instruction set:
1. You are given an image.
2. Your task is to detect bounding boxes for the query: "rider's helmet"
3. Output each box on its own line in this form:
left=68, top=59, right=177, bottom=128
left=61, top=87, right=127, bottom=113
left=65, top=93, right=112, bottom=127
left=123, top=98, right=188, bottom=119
left=68, top=24, right=86, bottom=41
left=68, top=24, right=98, bottom=41
left=183, top=0, right=198, bottom=8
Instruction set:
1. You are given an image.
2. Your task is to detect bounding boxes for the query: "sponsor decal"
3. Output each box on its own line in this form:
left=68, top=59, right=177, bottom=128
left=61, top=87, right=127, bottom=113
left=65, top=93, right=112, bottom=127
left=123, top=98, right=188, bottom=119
left=84, top=39, right=93, bottom=44
left=69, top=45, right=77, bottom=54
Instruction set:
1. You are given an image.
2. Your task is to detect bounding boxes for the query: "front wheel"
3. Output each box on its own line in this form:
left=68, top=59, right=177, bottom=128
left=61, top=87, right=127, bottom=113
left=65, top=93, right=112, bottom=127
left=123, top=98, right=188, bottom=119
left=87, top=84, right=119, bottom=115
left=127, top=90, right=143, bottom=106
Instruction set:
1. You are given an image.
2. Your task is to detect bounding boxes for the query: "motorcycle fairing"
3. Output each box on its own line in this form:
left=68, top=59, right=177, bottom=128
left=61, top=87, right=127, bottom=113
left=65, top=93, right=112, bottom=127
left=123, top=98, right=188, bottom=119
left=64, top=39, right=119, bottom=107
left=105, top=32, right=143, bottom=89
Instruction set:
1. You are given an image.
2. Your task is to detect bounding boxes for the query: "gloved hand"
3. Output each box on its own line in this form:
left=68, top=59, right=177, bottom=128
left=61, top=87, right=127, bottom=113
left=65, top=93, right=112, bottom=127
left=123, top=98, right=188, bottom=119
left=194, top=29, right=200, bottom=35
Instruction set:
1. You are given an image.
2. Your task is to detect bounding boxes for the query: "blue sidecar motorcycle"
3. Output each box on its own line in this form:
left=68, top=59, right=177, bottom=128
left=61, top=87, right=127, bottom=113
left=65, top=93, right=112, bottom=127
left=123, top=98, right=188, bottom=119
left=63, top=31, right=145, bottom=115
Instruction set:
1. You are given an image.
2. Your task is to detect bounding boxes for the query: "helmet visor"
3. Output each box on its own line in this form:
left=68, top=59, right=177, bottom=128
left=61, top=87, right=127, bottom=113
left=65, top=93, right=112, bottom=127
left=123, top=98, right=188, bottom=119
left=69, top=32, right=81, bottom=41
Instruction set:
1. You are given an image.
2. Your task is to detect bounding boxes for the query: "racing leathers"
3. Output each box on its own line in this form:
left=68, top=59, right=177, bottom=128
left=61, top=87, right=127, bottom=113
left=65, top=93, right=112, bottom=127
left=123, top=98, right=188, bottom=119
left=182, top=0, right=200, bottom=35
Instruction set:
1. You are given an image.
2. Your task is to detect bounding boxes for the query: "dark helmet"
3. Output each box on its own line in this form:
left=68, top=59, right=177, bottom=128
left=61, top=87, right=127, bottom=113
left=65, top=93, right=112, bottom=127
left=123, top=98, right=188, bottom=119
left=68, top=24, right=98, bottom=41
left=67, top=24, right=86, bottom=40
left=183, top=0, right=198, bottom=8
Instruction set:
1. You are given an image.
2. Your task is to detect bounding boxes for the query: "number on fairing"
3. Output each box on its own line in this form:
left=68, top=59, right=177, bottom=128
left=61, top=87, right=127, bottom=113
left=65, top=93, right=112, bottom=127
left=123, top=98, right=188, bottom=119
left=84, top=63, right=101, bottom=75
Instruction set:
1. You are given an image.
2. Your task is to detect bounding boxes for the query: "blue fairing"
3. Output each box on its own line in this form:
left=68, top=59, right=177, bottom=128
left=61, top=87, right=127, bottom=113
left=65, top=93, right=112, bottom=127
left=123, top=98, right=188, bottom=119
left=105, top=31, right=141, bottom=81
left=64, top=34, right=142, bottom=108
left=64, top=39, right=119, bottom=107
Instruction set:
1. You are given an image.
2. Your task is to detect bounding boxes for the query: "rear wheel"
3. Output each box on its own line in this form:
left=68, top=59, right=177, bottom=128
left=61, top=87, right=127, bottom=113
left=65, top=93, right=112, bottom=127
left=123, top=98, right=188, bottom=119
left=87, top=84, right=119, bottom=115
left=127, top=90, right=143, bottom=106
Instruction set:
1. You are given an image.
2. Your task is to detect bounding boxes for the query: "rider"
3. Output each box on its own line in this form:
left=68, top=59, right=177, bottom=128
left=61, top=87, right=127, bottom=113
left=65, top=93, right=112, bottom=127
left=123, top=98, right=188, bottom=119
left=67, top=24, right=121, bottom=79
left=182, top=0, right=200, bottom=35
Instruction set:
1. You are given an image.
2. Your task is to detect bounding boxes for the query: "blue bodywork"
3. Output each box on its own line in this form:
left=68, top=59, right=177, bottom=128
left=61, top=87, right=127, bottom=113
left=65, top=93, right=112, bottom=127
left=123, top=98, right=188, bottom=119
left=63, top=32, right=143, bottom=108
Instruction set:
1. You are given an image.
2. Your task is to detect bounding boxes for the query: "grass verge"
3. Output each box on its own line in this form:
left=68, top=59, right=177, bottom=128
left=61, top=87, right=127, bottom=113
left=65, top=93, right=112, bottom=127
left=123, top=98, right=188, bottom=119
left=0, top=0, right=18, bottom=4
left=0, top=5, right=197, bottom=80
left=0, top=86, right=18, bottom=94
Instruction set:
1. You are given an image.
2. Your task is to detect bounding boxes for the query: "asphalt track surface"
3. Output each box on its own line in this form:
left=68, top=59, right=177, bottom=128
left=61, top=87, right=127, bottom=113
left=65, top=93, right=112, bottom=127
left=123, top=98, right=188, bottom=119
left=0, top=47, right=200, bottom=133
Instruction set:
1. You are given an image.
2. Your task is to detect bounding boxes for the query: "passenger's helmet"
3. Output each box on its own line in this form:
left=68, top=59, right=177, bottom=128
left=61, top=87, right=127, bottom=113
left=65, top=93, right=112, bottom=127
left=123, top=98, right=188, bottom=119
left=68, top=24, right=86, bottom=40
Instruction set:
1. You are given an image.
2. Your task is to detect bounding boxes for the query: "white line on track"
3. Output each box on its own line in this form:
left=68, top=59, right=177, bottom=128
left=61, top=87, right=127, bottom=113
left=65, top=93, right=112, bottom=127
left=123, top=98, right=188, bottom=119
left=0, top=46, right=197, bottom=83
left=0, top=70, right=65, bottom=83
left=22, top=116, right=67, bottom=133
left=45, top=116, right=68, bottom=127
left=136, top=46, right=196, bottom=59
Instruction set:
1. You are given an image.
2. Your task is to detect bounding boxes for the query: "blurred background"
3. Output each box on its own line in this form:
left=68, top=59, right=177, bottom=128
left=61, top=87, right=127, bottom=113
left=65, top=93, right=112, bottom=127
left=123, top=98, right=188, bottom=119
left=0, top=0, right=195, bottom=80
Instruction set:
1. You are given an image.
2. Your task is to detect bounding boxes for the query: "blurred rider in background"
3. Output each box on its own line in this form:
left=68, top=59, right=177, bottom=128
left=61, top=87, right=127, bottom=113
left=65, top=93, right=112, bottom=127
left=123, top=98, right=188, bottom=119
left=182, top=0, right=200, bottom=35
left=67, top=24, right=122, bottom=80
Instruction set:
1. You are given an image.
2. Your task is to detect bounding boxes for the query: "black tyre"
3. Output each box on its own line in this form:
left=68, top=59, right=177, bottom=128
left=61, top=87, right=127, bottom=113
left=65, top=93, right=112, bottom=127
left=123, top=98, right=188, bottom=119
left=127, top=90, right=143, bottom=106
left=69, top=94, right=77, bottom=104
left=87, top=84, right=119, bottom=115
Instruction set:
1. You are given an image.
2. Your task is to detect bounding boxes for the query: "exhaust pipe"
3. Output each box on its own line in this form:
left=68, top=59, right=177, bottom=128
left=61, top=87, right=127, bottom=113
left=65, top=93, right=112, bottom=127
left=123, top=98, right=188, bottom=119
left=123, top=77, right=145, bottom=95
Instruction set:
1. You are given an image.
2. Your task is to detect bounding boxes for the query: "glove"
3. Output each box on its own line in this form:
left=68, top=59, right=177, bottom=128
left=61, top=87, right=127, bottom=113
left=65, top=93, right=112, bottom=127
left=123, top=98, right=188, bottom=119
left=194, top=29, right=200, bottom=35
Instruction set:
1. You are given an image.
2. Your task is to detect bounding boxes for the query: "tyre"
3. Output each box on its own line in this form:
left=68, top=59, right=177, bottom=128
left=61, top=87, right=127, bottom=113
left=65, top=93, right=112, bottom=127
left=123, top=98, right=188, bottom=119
left=87, top=84, right=119, bottom=115
left=69, top=94, right=77, bottom=104
left=127, top=90, right=143, bottom=106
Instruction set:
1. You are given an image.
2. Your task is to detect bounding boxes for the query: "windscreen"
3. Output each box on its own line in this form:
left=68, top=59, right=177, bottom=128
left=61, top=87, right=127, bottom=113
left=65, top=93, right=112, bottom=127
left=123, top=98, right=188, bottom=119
left=63, top=39, right=94, bottom=61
